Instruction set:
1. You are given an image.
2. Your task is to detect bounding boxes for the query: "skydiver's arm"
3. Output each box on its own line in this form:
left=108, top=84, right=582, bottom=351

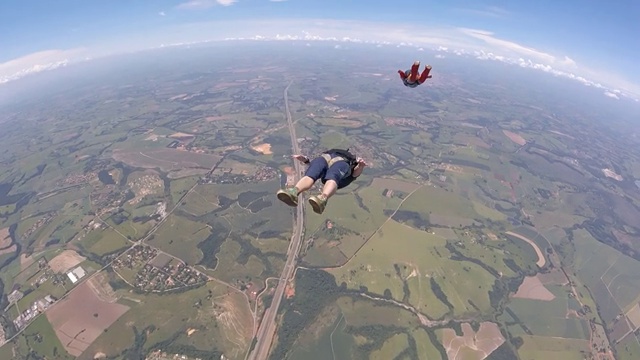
left=292, top=154, right=311, bottom=164
left=352, top=158, right=367, bottom=178
left=398, top=70, right=407, bottom=79
left=352, top=164, right=365, bottom=178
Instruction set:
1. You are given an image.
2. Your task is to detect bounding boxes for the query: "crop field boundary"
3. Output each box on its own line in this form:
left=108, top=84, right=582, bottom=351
left=329, top=185, right=425, bottom=269
left=599, top=254, right=628, bottom=317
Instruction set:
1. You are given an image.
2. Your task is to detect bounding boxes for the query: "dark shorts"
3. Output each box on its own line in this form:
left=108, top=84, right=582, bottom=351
left=304, top=153, right=353, bottom=189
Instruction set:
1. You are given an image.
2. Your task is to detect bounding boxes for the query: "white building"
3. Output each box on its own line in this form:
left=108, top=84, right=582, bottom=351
left=67, top=266, right=86, bottom=284
left=67, top=272, right=78, bottom=283
left=72, top=266, right=86, bottom=280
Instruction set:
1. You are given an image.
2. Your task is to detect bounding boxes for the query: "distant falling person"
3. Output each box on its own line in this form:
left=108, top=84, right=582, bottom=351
left=398, top=61, right=432, bottom=88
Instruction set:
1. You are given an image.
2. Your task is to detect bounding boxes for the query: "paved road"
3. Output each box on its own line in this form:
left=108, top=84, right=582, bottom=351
left=248, top=81, right=305, bottom=360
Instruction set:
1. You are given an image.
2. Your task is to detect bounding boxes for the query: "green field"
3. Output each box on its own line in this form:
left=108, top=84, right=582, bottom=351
left=22, top=197, right=91, bottom=249
left=15, top=276, right=69, bottom=312
left=150, top=214, right=212, bottom=266
left=167, top=181, right=294, bottom=285
left=510, top=226, right=552, bottom=261
left=507, top=309, right=590, bottom=340
left=615, top=333, right=640, bottom=360
left=169, top=176, right=200, bottom=206
left=12, top=258, right=47, bottom=288
left=15, top=215, right=46, bottom=240
left=369, top=332, right=409, bottom=359
left=302, top=176, right=514, bottom=271
left=302, top=185, right=405, bottom=267
left=5, top=314, right=74, bottom=359
left=82, top=278, right=253, bottom=359
left=471, top=200, right=508, bottom=222
left=328, top=219, right=496, bottom=319
left=571, top=229, right=640, bottom=325
left=399, top=185, right=480, bottom=225
left=0, top=343, right=13, bottom=360
left=507, top=284, right=590, bottom=339
left=210, top=238, right=267, bottom=281
left=180, top=185, right=221, bottom=216
left=103, top=209, right=154, bottom=241
left=288, top=309, right=355, bottom=360
left=86, top=228, right=132, bottom=256
left=249, top=235, right=290, bottom=255
left=303, top=239, right=349, bottom=268
left=337, top=296, right=420, bottom=328
left=449, top=229, right=539, bottom=278
left=517, top=335, right=589, bottom=360
left=411, top=328, right=442, bottom=360
left=112, top=216, right=157, bottom=241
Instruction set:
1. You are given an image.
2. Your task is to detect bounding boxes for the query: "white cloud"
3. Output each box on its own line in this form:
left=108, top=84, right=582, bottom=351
left=561, top=56, right=576, bottom=67
left=0, top=48, right=88, bottom=84
left=176, top=0, right=236, bottom=9
left=604, top=91, right=620, bottom=99
left=159, top=11, right=166, bottom=16
left=435, top=54, right=445, bottom=59
left=1, top=19, right=638, bottom=101
left=459, top=28, right=557, bottom=64
left=215, top=20, right=638, bottom=100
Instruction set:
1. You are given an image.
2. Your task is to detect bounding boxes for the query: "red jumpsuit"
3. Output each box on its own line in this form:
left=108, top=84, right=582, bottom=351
left=398, top=61, right=432, bottom=87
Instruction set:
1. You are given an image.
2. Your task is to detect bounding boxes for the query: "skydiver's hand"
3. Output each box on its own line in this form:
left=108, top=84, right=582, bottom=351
left=357, top=157, right=368, bottom=167
left=292, top=154, right=309, bottom=163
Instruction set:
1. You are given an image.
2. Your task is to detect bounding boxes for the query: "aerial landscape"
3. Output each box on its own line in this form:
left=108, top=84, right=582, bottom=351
left=0, top=41, right=638, bottom=360
left=1, top=1, right=640, bottom=360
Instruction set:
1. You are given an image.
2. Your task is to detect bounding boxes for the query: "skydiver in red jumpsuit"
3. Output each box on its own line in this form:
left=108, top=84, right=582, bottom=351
left=398, top=61, right=432, bottom=88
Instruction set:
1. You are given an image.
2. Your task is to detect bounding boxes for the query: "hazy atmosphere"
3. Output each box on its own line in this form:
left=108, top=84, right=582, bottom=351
left=0, top=1, right=639, bottom=360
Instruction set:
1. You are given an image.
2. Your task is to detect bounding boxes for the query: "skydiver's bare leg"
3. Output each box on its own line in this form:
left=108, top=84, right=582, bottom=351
left=320, top=180, right=338, bottom=199
left=294, top=176, right=315, bottom=194
left=409, top=61, right=420, bottom=82
left=418, top=65, right=432, bottom=83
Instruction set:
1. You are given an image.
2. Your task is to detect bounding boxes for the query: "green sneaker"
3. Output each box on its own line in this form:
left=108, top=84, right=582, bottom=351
left=276, top=187, right=299, bottom=207
left=308, top=194, right=328, bottom=214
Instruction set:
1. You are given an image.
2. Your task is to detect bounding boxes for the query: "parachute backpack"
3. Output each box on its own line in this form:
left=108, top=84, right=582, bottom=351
left=324, top=148, right=358, bottom=174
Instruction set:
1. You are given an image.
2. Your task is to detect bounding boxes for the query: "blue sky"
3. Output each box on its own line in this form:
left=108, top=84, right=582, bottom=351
left=1, top=0, right=639, bottom=99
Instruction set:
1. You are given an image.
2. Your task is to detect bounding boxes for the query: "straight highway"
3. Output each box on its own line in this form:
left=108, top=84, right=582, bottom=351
left=248, top=81, right=305, bottom=360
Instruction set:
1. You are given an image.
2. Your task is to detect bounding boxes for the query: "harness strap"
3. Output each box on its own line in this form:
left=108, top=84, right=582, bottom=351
left=321, top=153, right=347, bottom=168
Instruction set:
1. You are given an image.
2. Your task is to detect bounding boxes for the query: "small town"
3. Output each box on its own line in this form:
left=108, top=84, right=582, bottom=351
left=12, top=295, right=56, bottom=330
left=111, top=245, right=208, bottom=292
left=146, top=349, right=228, bottom=360
left=200, top=165, right=277, bottom=185
left=112, top=245, right=159, bottom=269
left=56, top=172, right=97, bottom=187
left=128, top=174, right=164, bottom=205
left=19, top=213, right=57, bottom=243
left=89, top=184, right=132, bottom=217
